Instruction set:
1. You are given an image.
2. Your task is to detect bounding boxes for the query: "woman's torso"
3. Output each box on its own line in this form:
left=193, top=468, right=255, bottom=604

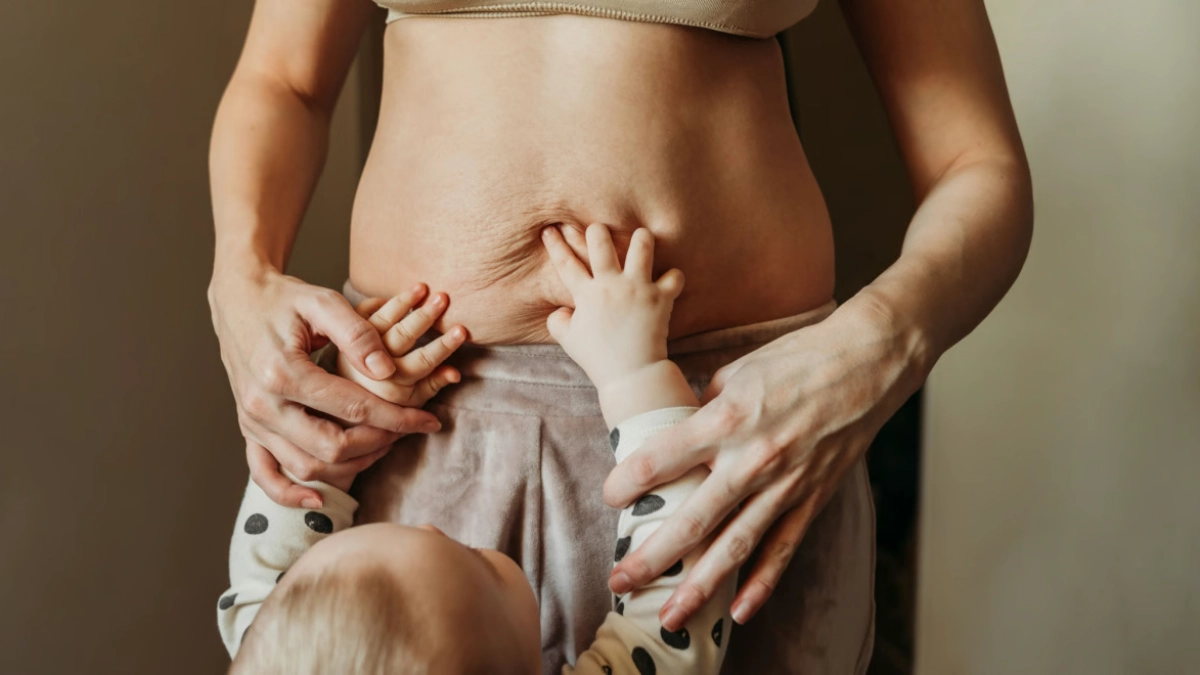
left=350, top=15, right=834, bottom=344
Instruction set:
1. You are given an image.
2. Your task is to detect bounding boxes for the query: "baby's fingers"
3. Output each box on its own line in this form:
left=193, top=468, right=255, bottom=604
left=585, top=223, right=622, bottom=275
left=623, top=227, right=655, bottom=281
left=384, top=292, right=449, bottom=356
left=355, top=297, right=388, bottom=319
left=656, top=268, right=685, bottom=300
left=542, top=226, right=591, bottom=293
left=397, top=325, right=468, bottom=380
left=410, top=365, right=462, bottom=406
left=369, top=283, right=429, bottom=334
left=546, top=307, right=573, bottom=345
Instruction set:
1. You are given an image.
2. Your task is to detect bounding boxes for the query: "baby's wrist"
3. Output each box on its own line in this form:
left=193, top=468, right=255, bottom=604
left=596, top=360, right=699, bottom=428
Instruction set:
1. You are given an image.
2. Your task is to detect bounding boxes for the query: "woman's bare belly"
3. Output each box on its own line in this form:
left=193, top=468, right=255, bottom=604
left=349, top=15, right=834, bottom=344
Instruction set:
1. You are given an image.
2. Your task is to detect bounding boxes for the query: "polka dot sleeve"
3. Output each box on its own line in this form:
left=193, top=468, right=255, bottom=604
left=566, top=407, right=734, bottom=675
left=216, top=477, right=357, bottom=658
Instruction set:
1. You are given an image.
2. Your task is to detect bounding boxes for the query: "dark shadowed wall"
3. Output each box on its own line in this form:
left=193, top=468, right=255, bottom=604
left=0, top=3, right=367, bottom=673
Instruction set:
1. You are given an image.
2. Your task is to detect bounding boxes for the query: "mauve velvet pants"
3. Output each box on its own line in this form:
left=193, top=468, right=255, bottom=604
left=345, top=281, right=875, bottom=674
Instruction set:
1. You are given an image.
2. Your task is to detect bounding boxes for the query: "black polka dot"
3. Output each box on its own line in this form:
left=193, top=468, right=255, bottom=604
left=631, top=647, right=656, bottom=675
left=660, top=626, right=690, bottom=650
left=602, top=667, right=612, bottom=675
left=609, top=427, right=621, bottom=452
left=218, top=593, right=237, bottom=610
left=712, top=618, right=724, bottom=647
left=304, top=511, right=334, bottom=534
left=662, top=560, right=683, bottom=577
left=276, top=571, right=285, bottom=584
left=614, top=536, right=631, bottom=562
left=616, top=600, right=625, bottom=615
left=243, top=513, right=268, bottom=535
left=632, top=495, right=665, bottom=516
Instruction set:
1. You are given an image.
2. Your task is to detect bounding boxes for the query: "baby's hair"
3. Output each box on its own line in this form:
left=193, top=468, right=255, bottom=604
left=230, top=562, right=437, bottom=675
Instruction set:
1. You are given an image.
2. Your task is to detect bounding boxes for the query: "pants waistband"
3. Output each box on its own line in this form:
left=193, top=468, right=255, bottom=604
left=342, top=278, right=837, bottom=390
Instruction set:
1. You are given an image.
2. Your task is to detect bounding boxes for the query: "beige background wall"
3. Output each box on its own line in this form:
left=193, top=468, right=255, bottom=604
left=918, top=2, right=1200, bottom=674
left=0, top=2, right=367, bottom=672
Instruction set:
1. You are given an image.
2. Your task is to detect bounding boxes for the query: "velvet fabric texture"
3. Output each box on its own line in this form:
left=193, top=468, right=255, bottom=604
left=345, top=281, right=875, bottom=674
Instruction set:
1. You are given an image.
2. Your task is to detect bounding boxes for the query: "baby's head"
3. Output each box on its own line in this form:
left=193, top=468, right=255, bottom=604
left=231, top=523, right=541, bottom=675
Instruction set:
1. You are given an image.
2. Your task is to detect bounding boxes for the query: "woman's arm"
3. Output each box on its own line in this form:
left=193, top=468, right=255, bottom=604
left=209, top=0, right=441, bottom=507
left=840, top=0, right=1034, bottom=357
left=211, top=0, right=373, bottom=272
left=601, top=0, right=1033, bottom=629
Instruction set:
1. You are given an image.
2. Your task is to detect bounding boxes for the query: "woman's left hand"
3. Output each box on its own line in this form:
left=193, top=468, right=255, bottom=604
left=604, top=296, right=931, bottom=630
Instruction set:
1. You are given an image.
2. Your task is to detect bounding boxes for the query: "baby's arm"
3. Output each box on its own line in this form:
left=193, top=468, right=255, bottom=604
left=570, top=406, right=734, bottom=675
left=543, top=224, right=734, bottom=674
left=217, top=477, right=357, bottom=656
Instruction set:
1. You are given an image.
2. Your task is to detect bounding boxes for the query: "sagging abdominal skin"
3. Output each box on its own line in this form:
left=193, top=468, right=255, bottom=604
left=459, top=209, right=642, bottom=342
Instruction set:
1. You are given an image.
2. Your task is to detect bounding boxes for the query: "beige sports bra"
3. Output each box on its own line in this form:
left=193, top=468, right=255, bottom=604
left=372, top=0, right=819, bottom=38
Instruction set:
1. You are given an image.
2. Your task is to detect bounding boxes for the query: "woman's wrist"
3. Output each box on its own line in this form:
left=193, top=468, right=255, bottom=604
left=836, top=285, right=939, bottom=398
left=208, top=245, right=280, bottom=302
left=213, top=238, right=281, bottom=279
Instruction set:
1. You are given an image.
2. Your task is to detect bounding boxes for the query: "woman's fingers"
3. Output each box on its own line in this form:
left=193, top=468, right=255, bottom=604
left=246, top=440, right=323, bottom=508
left=542, top=226, right=591, bottom=292
left=730, top=497, right=818, bottom=624
left=603, top=411, right=720, bottom=508
left=368, top=283, right=428, bottom=333
left=609, top=469, right=744, bottom=596
left=297, top=287, right=395, bottom=380
left=397, top=326, right=468, bottom=381
left=383, top=292, right=448, bottom=355
left=657, top=481, right=794, bottom=630
left=272, top=402, right=399, bottom=464
left=334, top=444, right=394, bottom=477
left=281, top=364, right=440, bottom=446
left=700, top=360, right=740, bottom=404
left=585, top=223, right=622, bottom=275
left=622, top=227, right=655, bottom=280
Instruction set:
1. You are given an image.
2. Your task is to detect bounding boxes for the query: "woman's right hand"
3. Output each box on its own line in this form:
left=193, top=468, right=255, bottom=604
left=208, top=264, right=443, bottom=508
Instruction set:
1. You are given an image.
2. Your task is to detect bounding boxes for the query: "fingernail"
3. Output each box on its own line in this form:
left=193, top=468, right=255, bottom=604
left=423, top=420, right=442, bottom=434
left=366, top=351, right=393, bottom=378
left=541, top=227, right=551, bottom=238
left=731, top=600, right=752, bottom=625
left=610, top=571, right=632, bottom=595
left=661, top=603, right=686, bottom=631
left=301, top=497, right=322, bottom=509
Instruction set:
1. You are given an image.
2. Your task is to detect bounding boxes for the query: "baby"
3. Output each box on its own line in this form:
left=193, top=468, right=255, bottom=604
left=217, top=224, right=734, bottom=674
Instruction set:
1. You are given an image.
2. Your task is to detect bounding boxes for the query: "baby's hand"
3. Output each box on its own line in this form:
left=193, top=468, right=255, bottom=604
left=541, top=224, right=684, bottom=389
left=336, top=284, right=468, bottom=409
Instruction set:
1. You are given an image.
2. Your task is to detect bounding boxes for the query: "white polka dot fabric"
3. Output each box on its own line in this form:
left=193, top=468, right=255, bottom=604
left=566, top=406, right=734, bottom=675
left=215, top=406, right=733, bottom=673
left=216, top=478, right=358, bottom=657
